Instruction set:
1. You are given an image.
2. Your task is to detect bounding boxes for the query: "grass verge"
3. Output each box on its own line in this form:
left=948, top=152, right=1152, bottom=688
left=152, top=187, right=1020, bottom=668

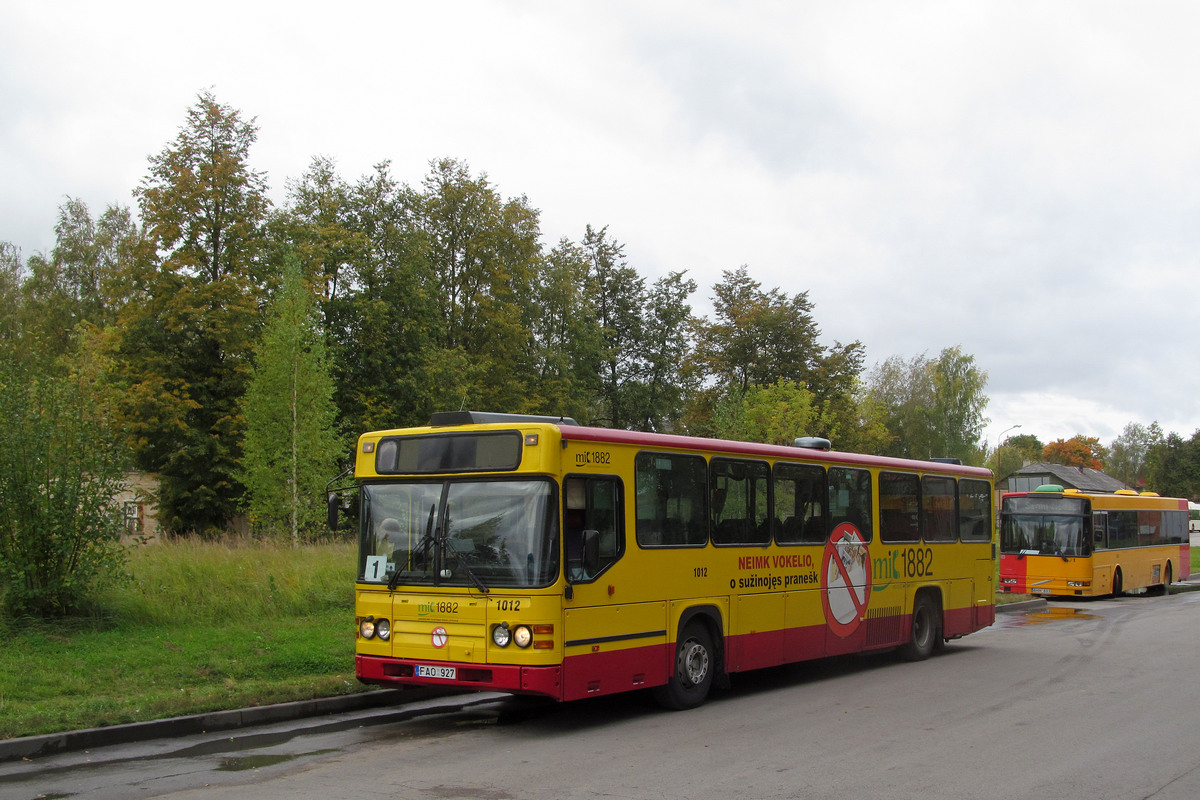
left=0, top=539, right=365, bottom=740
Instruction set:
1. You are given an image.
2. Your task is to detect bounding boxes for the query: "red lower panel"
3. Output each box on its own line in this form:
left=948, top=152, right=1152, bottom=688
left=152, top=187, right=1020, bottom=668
left=356, top=655, right=565, bottom=699
left=358, top=604, right=992, bottom=702
left=561, top=643, right=671, bottom=701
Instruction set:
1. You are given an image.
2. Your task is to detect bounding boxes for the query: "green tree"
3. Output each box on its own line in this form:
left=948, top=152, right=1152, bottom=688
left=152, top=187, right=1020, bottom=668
left=865, top=347, right=989, bottom=463
left=239, top=258, right=342, bottom=544
left=1005, top=433, right=1044, bottom=463
left=685, top=266, right=860, bottom=441
left=1144, top=430, right=1200, bottom=499
left=0, top=359, right=129, bottom=618
left=1108, top=421, right=1162, bottom=488
left=690, top=266, right=822, bottom=393
left=415, top=158, right=542, bottom=413
left=117, top=91, right=270, bottom=534
left=13, top=200, right=148, bottom=365
left=528, top=238, right=602, bottom=421
left=584, top=225, right=647, bottom=429
left=709, top=379, right=826, bottom=446
left=629, top=270, right=696, bottom=431
left=929, top=346, right=989, bottom=463
left=0, top=243, right=25, bottom=360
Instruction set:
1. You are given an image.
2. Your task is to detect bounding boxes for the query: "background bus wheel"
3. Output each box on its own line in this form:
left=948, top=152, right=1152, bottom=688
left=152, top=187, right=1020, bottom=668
left=898, top=595, right=940, bottom=662
left=1111, top=569, right=1123, bottom=597
left=1162, top=563, right=1173, bottom=596
left=652, top=623, right=715, bottom=710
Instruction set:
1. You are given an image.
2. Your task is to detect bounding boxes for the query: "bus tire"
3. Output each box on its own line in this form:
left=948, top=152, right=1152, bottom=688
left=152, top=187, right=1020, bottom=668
left=1162, top=563, right=1173, bottom=596
left=1111, top=568, right=1123, bottom=597
left=898, top=594, right=940, bottom=662
left=652, top=623, right=715, bottom=710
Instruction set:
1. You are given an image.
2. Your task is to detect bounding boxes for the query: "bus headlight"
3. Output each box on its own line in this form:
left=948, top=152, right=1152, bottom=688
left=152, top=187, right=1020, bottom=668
left=513, top=625, right=533, bottom=648
left=376, top=618, right=391, bottom=640
left=360, top=617, right=376, bottom=639
left=492, top=623, right=512, bottom=648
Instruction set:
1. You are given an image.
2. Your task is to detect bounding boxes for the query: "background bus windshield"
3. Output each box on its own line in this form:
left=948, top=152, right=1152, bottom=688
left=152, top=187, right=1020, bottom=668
left=1001, top=514, right=1087, bottom=557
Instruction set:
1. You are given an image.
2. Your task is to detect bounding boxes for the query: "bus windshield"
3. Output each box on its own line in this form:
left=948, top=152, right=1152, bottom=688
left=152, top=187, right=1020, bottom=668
left=359, top=479, right=558, bottom=589
left=1001, top=514, right=1087, bottom=557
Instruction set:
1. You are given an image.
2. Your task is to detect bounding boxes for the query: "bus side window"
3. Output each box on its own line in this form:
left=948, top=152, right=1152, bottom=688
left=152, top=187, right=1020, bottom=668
left=828, top=467, right=873, bottom=541
left=634, top=452, right=708, bottom=548
left=565, top=476, right=624, bottom=581
left=1093, top=513, right=1107, bottom=549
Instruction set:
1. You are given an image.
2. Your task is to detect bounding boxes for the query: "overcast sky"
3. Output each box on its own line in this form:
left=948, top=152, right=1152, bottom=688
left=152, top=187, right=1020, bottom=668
left=4, top=1, right=1198, bottom=450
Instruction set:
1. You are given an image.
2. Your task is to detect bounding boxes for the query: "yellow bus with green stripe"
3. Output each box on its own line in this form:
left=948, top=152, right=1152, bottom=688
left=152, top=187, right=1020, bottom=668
left=345, top=412, right=996, bottom=708
left=999, top=485, right=1190, bottom=598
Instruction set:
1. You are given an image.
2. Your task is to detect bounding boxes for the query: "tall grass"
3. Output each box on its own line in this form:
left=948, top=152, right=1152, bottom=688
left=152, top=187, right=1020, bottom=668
left=0, top=539, right=362, bottom=740
left=105, top=538, right=353, bottom=624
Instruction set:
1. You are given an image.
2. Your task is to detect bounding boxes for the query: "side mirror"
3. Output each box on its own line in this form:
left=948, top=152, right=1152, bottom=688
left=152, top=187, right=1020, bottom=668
left=327, top=493, right=340, bottom=531
left=565, top=529, right=601, bottom=581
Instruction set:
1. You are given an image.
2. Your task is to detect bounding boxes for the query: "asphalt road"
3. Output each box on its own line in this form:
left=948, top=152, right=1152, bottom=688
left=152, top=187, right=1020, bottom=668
left=4, top=591, right=1200, bottom=800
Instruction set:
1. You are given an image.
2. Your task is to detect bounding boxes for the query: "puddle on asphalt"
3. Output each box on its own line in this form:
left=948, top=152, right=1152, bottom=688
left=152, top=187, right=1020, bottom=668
left=994, top=606, right=1101, bottom=628
left=217, top=749, right=336, bottom=772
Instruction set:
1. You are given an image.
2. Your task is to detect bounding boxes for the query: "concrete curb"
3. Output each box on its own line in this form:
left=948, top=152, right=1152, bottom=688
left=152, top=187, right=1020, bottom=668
left=0, top=688, right=451, bottom=763
left=996, top=597, right=1048, bottom=614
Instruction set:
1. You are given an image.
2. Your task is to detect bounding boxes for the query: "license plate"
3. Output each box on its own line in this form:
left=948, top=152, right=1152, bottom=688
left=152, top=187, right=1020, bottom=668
left=1031, top=588, right=1051, bottom=594
left=415, top=664, right=457, bottom=680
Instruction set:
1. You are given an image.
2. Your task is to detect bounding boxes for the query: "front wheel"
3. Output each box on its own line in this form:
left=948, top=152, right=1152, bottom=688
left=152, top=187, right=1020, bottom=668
left=1111, top=568, right=1123, bottom=597
left=898, top=594, right=940, bottom=662
left=652, top=623, right=716, bottom=710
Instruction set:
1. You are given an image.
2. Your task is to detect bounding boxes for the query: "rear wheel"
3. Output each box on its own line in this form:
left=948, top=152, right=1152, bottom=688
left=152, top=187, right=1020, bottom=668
left=652, top=623, right=716, bottom=710
left=1162, top=563, right=1173, bottom=596
left=898, top=594, right=940, bottom=662
left=1111, top=568, right=1123, bottom=597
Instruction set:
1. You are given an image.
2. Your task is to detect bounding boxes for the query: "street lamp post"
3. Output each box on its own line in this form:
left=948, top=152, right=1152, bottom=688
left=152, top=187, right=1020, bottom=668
left=995, top=424, right=1022, bottom=451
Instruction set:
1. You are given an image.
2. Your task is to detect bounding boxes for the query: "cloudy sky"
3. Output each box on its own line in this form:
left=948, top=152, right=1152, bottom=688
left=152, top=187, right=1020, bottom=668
left=4, top=1, right=1199, bottom=449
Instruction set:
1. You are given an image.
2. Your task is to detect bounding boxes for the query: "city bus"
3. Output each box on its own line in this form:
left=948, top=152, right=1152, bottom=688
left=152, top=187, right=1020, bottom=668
left=999, top=485, right=1191, bottom=598
left=1190, top=502, right=1200, bottom=545
left=341, top=411, right=996, bottom=709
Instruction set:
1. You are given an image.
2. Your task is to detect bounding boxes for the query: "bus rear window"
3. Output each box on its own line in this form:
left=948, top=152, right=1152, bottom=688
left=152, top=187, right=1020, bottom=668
left=375, top=432, right=522, bottom=474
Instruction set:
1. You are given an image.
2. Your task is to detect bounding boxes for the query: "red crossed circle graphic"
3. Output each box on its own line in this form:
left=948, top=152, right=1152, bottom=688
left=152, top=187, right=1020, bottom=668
left=821, top=523, right=872, bottom=638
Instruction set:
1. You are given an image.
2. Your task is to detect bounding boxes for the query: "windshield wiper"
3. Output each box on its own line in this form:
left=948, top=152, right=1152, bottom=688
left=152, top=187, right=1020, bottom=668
left=389, top=504, right=437, bottom=591
left=443, top=515, right=489, bottom=594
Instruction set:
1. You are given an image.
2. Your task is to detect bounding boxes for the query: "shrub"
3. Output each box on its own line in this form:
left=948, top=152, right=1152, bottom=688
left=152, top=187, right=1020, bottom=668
left=0, top=361, right=129, bottom=618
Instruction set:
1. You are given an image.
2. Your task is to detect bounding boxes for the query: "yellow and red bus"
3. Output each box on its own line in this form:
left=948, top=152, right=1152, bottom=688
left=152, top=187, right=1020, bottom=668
left=345, top=412, right=996, bottom=708
left=999, top=485, right=1191, bottom=598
